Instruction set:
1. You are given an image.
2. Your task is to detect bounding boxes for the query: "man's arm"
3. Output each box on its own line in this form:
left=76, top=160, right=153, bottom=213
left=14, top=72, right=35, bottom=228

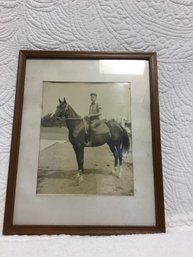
left=88, top=103, right=102, bottom=118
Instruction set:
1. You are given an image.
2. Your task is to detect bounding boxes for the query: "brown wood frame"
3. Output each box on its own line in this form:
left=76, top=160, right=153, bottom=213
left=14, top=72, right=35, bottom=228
left=3, top=51, right=165, bottom=235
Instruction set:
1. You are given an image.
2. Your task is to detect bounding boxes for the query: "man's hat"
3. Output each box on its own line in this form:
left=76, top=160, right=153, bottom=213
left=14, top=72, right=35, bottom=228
left=90, top=93, right=97, bottom=96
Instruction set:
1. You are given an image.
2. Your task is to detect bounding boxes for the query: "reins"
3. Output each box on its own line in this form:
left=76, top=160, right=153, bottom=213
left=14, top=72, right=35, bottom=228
left=62, top=117, right=88, bottom=134
left=64, top=117, right=83, bottom=120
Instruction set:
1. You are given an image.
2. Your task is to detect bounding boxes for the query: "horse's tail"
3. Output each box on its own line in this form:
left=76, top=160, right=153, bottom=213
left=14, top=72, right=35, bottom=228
left=121, top=127, right=130, bottom=154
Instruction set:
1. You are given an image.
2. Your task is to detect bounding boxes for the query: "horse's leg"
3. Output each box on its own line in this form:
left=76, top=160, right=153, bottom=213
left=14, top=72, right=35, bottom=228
left=108, top=144, right=119, bottom=176
left=72, top=144, right=84, bottom=184
left=73, top=144, right=84, bottom=171
left=116, top=144, right=123, bottom=178
left=78, top=145, right=84, bottom=173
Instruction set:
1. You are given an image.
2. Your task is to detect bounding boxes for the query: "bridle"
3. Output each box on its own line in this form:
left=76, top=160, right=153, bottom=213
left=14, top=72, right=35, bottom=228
left=56, top=102, right=89, bottom=134
left=64, top=103, right=69, bottom=112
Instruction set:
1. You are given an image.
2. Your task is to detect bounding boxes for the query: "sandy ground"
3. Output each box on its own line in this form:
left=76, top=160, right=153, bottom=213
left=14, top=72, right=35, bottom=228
left=37, top=127, right=133, bottom=196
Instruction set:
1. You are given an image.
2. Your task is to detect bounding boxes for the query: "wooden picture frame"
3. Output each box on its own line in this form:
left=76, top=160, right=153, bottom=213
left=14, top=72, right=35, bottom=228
left=3, top=51, right=165, bottom=235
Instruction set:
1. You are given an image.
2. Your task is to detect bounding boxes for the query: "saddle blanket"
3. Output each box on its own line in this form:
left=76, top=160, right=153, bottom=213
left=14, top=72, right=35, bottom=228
left=92, top=122, right=110, bottom=136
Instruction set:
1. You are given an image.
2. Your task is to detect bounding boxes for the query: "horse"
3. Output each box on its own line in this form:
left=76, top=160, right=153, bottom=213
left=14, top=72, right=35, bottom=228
left=53, top=97, right=130, bottom=183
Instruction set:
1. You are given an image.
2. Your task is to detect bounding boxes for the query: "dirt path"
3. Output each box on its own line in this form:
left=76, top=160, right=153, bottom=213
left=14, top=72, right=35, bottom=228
left=37, top=141, right=133, bottom=195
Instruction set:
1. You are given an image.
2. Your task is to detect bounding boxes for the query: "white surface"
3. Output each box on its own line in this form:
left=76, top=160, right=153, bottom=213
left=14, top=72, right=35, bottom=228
left=0, top=232, right=193, bottom=257
left=0, top=0, right=193, bottom=256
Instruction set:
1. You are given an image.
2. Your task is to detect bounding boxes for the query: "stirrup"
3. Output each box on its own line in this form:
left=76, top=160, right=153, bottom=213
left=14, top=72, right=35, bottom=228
left=85, top=140, right=91, bottom=146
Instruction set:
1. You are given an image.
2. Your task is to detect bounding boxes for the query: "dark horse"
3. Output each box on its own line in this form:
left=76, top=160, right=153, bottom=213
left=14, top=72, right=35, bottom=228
left=53, top=98, right=129, bottom=183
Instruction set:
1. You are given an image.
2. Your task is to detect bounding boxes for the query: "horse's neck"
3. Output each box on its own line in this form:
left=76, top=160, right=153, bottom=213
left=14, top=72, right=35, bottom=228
left=65, top=106, right=82, bottom=132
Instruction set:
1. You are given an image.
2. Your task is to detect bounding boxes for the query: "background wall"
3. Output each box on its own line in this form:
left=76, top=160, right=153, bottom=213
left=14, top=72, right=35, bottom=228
left=0, top=0, right=193, bottom=256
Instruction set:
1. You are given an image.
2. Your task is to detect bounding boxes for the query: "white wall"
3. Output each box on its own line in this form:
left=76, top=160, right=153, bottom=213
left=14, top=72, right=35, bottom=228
left=1, top=0, right=193, bottom=256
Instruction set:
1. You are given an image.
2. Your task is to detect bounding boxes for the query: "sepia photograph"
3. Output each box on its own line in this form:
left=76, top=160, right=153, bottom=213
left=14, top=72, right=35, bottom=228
left=37, top=82, right=133, bottom=195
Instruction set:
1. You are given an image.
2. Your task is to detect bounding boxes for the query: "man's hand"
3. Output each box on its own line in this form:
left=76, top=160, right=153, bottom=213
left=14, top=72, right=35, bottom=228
left=84, top=115, right=89, bottom=121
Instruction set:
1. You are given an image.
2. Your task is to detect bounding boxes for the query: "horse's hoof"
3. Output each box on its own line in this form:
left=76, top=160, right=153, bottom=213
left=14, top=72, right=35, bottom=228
left=118, top=172, right=122, bottom=178
left=118, top=167, right=123, bottom=178
left=76, top=175, right=83, bottom=185
left=74, top=173, right=81, bottom=180
left=111, top=170, right=116, bottom=176
left=78, top=175, right=83, bottom=183
left=111, top=167, right=118, bottom=176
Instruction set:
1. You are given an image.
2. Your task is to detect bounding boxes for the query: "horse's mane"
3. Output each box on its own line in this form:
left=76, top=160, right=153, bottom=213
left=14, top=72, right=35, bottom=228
left=67, top=104, right=81, bottom=119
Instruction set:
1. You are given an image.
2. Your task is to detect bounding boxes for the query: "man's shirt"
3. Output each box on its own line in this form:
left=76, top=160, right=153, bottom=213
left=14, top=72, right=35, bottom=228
left=89, top=102, right=102, bottom=120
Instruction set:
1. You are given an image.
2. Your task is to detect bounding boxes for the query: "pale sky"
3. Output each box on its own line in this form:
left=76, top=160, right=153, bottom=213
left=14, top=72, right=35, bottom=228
left=42, top=82, right=131, bottom=122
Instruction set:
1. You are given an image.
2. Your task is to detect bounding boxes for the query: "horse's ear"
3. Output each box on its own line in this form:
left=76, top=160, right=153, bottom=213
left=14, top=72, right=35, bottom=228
left=59, top=98, right=62, bottom=103
left=63, top=97, right=67, bottom=104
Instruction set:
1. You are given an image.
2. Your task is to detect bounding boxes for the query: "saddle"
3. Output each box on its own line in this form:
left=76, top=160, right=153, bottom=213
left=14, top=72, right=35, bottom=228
left=91, top=121, right=110, bottom=136
left=82, top=119, right=110, bottom=146
left=84, top=119, right=110, bottom=146
left=90, top=119, right=110, bottom=136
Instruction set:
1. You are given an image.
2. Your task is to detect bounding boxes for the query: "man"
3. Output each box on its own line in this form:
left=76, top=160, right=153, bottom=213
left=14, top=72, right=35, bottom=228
left=85, top=93, right=102, bottom=145
left=88, top=93, right=102, bottom=121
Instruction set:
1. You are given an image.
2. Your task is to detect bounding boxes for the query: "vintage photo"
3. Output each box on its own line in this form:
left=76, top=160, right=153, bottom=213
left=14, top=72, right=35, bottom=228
left=3, top=51, right=165, bottom=235
left=37, top=82, right=133, bottom=195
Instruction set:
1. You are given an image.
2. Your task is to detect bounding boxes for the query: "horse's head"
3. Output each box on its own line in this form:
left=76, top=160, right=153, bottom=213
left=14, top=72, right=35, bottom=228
left=54, top=97, right=69, bottom=119
left=53, top=97, right=81, bottom=121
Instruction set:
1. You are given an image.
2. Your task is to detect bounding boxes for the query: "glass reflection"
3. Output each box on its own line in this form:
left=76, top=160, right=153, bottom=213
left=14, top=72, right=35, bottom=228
left=100, top=60, right=146, bottom=75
